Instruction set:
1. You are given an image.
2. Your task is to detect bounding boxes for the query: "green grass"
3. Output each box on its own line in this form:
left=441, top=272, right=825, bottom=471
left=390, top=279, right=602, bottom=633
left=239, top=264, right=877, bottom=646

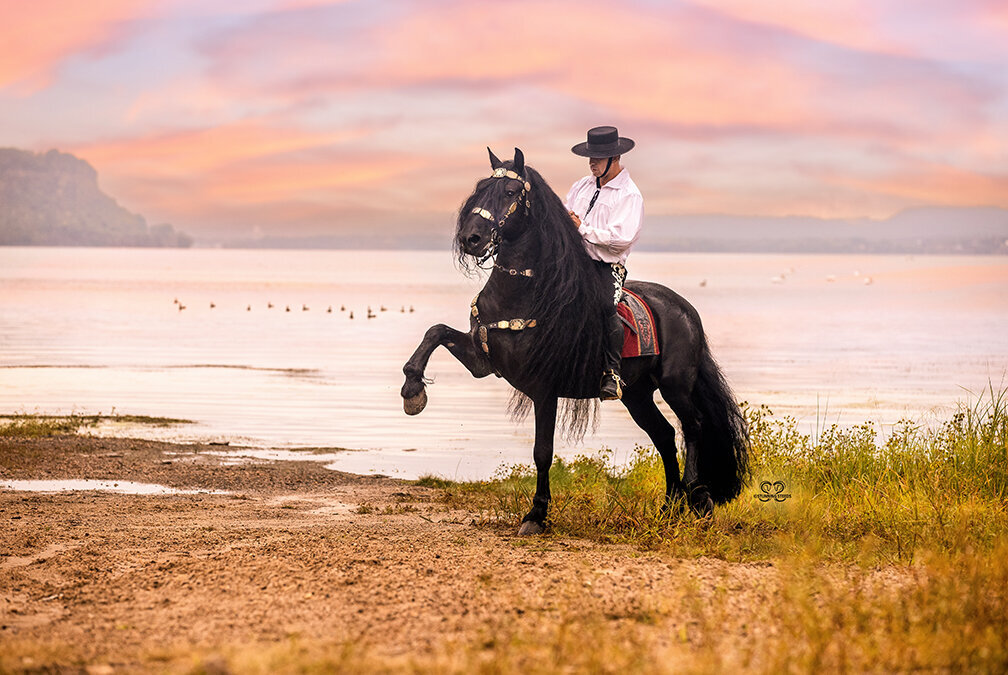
left=421, top=385, right=1008, bottom=565
left=0, top=412, right=193, bottom=437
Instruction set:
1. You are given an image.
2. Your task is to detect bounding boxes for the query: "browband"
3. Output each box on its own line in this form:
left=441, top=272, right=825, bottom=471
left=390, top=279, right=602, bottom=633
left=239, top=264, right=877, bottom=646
left=491, top=167, right=532, bottom=193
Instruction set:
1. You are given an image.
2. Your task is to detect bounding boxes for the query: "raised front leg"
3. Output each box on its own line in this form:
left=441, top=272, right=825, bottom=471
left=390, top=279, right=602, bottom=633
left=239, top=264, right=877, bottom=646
left=517, top=396, right=557, bottom=536
left=401, top=323, right=495, bottom=415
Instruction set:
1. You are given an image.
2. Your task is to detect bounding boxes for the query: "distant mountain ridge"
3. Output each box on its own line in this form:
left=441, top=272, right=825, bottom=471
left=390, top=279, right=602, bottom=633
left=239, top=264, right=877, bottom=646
left=0, top=148, right=191, bottom=247
left=223, top=205, right=1008, bottom=253
left=3, top=147, right=1004, bottom=253
left=639, top=207, right=1008, bottom=254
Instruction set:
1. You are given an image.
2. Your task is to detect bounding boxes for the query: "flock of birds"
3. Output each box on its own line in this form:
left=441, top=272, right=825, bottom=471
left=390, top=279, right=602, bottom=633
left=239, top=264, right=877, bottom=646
left=692, top=269, right=874, bottom=288
left=767, top=268, right=874, bottom=285
left=171, top=269, right=873, bottom=316
left=172, top=298, right=414, bottom=319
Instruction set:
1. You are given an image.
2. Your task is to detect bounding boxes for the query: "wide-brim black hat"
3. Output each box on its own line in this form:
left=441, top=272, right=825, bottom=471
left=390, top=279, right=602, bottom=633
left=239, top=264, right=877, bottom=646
left=571, top=125, right=635, bottom=158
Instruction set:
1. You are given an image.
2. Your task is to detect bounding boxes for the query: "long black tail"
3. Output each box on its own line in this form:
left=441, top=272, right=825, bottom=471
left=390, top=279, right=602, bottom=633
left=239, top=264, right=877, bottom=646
left=692, top=340, right=750, bottom=504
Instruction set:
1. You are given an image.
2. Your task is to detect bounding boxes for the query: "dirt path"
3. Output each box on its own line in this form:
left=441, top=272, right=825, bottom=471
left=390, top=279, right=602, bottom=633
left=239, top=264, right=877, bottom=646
left=1, top=436, right=792, bottom=673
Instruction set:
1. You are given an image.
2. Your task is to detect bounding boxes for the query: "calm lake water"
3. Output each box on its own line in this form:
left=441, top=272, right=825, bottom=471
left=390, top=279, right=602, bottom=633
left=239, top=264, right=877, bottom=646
left=1, top=247, right=1006, bottom=479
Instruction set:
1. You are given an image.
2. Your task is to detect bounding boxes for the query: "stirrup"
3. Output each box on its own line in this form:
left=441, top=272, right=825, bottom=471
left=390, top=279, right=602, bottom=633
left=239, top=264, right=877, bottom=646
left=600, top=370, right=623, bottom=401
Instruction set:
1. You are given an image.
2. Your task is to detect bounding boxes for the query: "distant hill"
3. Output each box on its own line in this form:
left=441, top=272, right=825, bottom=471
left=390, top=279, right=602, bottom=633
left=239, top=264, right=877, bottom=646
left=0, top=148, right=191, bottom=247
left=640, top=207, right=1008, bottom=254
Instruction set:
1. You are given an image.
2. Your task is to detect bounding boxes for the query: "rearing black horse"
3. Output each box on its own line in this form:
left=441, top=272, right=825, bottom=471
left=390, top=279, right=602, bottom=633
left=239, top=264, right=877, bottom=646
left=401, top=148, right=749, bottom=534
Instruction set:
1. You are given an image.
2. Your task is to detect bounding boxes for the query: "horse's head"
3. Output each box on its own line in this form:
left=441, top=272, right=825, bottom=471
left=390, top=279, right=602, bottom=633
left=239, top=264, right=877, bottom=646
left=456, top=147, right=532, bottom=265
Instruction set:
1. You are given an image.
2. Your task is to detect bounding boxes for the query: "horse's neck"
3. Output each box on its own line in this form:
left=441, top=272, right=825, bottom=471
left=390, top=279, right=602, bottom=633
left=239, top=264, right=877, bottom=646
left=482, top=231, right=541, bottom=312
left=496, top=228, right=540, bottom=273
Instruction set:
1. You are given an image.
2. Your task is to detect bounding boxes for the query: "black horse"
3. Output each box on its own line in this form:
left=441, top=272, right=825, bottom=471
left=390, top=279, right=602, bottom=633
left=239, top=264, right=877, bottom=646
left=401, top=148, right=749, bottom=534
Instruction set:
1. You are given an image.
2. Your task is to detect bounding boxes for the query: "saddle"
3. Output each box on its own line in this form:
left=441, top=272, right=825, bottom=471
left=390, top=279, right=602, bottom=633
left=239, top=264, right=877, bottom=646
left=617, top=288, right=659, bottom=358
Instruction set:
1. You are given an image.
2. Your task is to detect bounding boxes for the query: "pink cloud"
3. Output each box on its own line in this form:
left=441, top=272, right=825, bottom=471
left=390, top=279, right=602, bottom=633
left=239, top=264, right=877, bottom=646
left=362, top=0, right=994, bottom=143
left=66, top=119, right=430, bottom=232
left=683, top=0, right=903, bottom=55
left=71, top=121, right=362, bottom=174
left=686, top=0, right=1008, bottom=62
left=206, top=0, right=992, bottom=142
left=829, top=165, right=1008, bottom=207
left=13, top=0, right=1003, bottom=234
left=0, top=0, right=149, bottom=93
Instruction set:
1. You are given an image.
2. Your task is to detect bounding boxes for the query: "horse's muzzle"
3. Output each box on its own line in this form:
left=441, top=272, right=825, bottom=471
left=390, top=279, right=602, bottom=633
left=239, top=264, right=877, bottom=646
left=461, top=237, right=493, bottom=262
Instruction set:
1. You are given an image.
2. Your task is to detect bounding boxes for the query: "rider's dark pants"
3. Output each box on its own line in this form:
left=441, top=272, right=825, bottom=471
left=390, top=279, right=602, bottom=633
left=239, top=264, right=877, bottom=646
left=594, top=260, right=627, bottom=377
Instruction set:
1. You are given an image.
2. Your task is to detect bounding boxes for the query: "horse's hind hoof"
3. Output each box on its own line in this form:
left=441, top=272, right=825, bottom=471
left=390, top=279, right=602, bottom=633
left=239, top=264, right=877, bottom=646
left=688, top=484, right=714, bottom=519
left=517, top=520, right=546, bottom=536
left=692, top=498, right=713, bottom=519
left=690, top=494, right=713, bottom=519
left=403, top=389, right=428, bottom=415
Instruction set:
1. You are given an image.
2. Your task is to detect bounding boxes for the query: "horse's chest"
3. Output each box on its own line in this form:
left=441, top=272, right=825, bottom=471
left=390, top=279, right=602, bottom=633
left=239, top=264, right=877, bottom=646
left=469, top=294, right=537, bottom=364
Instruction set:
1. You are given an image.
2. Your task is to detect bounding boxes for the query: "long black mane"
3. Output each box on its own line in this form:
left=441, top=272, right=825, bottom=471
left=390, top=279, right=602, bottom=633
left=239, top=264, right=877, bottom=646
left=456, top=162, right=608, bottom=438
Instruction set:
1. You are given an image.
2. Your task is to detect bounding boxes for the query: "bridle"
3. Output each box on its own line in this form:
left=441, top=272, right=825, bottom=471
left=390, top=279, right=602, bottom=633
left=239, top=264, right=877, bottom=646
left=467, top=166, right=537, bottom=360
left=470, top=167, right=531, bottom=267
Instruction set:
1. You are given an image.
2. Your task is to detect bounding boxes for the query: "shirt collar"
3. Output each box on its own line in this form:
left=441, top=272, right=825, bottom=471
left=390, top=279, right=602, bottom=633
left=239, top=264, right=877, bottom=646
left=601, top=168, right=631, bottom=190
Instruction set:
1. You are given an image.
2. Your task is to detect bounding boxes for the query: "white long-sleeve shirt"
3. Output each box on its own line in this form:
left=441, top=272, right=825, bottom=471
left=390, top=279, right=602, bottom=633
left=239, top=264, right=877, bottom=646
left=564, top=168, right=644, bottom=264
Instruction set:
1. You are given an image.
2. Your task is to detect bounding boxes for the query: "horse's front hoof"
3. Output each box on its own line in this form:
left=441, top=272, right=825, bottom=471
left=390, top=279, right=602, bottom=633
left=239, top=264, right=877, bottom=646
left=403, top=389, right=428, bottom=415
left=517, top=520, right=546, bottom=536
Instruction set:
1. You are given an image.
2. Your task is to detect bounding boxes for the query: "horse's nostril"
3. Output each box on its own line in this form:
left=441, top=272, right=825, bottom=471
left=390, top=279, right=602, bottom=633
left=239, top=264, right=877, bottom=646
left=468, top=234, right=482, bottom=246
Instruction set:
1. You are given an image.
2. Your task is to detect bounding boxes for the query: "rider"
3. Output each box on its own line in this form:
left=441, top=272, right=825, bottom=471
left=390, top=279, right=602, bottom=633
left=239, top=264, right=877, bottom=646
left=565, top=126, right=644, bottom=401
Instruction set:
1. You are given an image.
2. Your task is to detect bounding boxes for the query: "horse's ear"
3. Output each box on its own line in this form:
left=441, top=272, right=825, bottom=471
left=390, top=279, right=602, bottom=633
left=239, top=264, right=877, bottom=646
left=488, top=147, right=503, bottom=170
left=513, top=148, right=525, bottom=176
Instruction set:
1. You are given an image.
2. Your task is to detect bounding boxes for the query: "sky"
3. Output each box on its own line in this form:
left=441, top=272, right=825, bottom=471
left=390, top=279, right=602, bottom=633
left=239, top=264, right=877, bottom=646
left=2, top=0, right=1007, bottom=242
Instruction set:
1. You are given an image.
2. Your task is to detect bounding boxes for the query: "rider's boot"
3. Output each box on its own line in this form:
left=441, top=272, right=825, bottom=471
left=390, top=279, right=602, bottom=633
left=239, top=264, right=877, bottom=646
left=600, top=311, right=624, bottom=401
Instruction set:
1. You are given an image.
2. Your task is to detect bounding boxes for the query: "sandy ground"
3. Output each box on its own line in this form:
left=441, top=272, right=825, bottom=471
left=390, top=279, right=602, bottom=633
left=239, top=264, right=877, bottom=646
left=1, top=435, right=803, bottom=673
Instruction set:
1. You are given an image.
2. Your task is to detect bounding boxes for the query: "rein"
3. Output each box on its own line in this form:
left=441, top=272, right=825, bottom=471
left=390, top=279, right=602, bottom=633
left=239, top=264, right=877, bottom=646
left=493, top=262, right=534, bottom=277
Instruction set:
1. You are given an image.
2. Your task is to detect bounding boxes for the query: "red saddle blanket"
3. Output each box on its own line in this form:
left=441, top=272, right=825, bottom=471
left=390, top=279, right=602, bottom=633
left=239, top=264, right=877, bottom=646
left=617, top=288, right=659, bottom=358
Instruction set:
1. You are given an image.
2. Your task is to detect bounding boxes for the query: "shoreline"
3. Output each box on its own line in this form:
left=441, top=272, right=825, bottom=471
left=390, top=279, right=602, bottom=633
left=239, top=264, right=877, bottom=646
left=2, top=433, right=1004, bottom=673
left=3, top=433, right=760, bottom=672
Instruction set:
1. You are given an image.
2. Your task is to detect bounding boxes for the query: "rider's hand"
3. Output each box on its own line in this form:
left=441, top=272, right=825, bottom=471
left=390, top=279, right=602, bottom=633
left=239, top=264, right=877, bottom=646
left=569, top=211, right=582, bottom=228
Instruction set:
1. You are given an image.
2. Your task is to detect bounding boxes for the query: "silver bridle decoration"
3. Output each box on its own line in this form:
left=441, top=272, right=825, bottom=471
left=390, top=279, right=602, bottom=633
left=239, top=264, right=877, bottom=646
left=470, top=168, right=532, bottom=267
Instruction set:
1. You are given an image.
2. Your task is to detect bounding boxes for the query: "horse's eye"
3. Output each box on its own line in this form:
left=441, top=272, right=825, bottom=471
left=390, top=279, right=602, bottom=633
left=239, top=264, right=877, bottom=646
left=505, top=189, right=516, bottom=197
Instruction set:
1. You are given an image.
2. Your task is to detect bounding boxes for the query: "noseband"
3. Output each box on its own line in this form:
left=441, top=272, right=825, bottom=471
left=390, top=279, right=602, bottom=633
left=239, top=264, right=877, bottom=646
left=470, top=167, right=532, bottom=266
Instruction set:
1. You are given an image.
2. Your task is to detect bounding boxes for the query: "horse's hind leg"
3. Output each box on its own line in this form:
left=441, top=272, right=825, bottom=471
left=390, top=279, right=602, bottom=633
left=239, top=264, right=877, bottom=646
left=660, top=387, right=714, bottom=518
left=622, top=384, right=686, bottom=509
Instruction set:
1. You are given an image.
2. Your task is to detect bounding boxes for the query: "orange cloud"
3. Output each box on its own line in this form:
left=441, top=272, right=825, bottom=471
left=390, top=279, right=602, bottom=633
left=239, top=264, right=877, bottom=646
left=198, top=0, right=995, bottom=141
left=67, top=119, right=428, bottom=230
left=15, top=0, right=1002, bottom=235
left=369, top=2, right=816, bottom=129
left=200, top=154, right=421, bottom=204
left=0, top=0, right=149, bottom=93
left=835, top=166, right=1008, bottom=207
left=71, top=121, right=361, bottom=176
left=357, top=0, right=988, bottom=137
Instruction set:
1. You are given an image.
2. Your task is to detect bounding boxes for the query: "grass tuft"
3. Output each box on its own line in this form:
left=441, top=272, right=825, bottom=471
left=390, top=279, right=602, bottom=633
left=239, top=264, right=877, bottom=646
left=439, top=386, right=1008, bottom=565
left=0, top=411, right=192, bottom=437
left=0, top=412, right=99, bottom=437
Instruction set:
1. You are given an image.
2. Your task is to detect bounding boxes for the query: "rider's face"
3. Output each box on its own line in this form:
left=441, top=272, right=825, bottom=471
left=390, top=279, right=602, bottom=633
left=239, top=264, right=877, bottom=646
left=589, top=156, right=615, bottom=179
